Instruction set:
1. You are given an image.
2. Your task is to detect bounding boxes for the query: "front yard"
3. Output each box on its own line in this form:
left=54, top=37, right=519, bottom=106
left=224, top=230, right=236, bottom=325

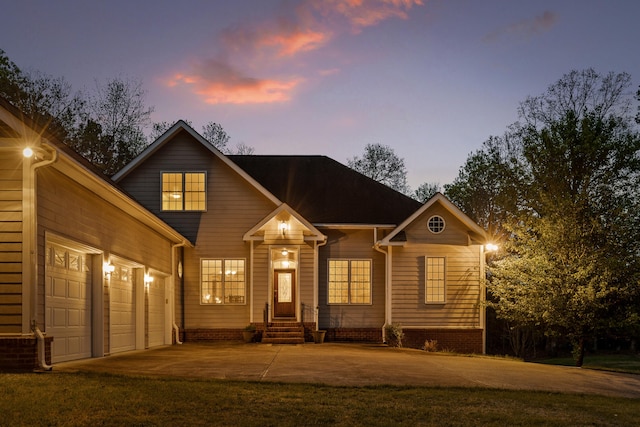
left=1, top=371, right=638, bottom=426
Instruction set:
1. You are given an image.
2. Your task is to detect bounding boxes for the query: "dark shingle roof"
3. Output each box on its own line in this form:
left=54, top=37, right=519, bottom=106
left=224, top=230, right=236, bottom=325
left=228, top=155, right=422, bottom=225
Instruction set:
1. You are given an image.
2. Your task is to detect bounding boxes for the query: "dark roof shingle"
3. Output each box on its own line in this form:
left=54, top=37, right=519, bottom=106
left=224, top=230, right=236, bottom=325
left=229, top=155, right=422, bottom=225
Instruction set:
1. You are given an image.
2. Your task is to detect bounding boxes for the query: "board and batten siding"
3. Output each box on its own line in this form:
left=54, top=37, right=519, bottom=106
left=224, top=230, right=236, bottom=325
left=318, top=228, right=386, bottom=329
left=0, top=157, right=23, bottom=333
left=391, top=244, right=482, bottom=327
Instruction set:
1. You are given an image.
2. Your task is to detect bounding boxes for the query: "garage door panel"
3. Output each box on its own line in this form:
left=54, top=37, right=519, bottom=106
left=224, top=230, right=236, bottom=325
left=68, top=280, right=83, bottom=299
left=52, top=277, right=66, bottom=297
left=110, top=265, right=135, bottom=353
left=46, top=244, right=92, bottom=363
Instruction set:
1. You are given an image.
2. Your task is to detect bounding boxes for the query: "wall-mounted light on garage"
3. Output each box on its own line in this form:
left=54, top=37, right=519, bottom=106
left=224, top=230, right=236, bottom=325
left=144, top=273, right=154, bottom=288
left=103, top=262, right=115, bottom=278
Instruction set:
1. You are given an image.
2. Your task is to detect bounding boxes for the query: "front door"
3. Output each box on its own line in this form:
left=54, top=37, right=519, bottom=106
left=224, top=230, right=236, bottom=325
left=273, top=269, right=296, bottom=318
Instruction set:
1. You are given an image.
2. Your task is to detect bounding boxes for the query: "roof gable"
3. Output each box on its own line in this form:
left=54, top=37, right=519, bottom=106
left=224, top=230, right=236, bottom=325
left=229, top=155, right=422, bottom=225
left=112, top=121, right=281, bottom=206
left=243, top=203, right=325, bottom=242
left=380, top=193, right=486, bottom=246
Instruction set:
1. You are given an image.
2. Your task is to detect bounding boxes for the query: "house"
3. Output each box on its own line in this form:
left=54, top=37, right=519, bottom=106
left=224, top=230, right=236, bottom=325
left=0, top=99, right=489, bottom=372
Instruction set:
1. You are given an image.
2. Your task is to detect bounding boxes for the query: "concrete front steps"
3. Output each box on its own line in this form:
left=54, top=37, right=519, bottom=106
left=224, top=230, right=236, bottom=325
left=262, top=322, right=305, bottom=344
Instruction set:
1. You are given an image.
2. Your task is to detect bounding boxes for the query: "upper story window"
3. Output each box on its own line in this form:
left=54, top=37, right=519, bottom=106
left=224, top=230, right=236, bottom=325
left=427, top=215, right=445, bottom=234
left=162, top=172, right=206, bottom=211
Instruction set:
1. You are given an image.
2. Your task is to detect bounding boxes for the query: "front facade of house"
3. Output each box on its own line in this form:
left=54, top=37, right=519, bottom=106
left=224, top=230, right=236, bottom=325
left=1, top=101, right=488, bottom=371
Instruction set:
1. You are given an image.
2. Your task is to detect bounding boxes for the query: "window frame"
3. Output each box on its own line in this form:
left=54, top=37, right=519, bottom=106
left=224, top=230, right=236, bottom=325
left=327, top=258, right=373, bottom=305
left=200, top=258, right=247, bottom=305
left=427, top=215, right=446, bottom=234
left=425, top=256, right=446, bottom=304
left=161, top=171, right=207, bottom=212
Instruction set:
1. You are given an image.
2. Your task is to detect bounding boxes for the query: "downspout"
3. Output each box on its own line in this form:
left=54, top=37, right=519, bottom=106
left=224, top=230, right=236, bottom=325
left=480, top=244, right=487, bottom=354
left=249, top=240, right=254, bottom=324
left=314, top=237, right=327, bottom=331
left=172, top=241, right=187, bottom=344
left=372, top=228, right=390, bottom=343
left=25, top=145, right=57, bottom=371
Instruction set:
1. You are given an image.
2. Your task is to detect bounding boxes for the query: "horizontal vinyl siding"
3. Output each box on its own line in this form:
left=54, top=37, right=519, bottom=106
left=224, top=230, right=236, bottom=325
left=180, top=156, right=277, bottom=329
left=318, top=228, right=385, bottom=329
left=0, top=159, right=22, bottom=333
left=37, top=168, right=174, bottom=327
left=391, top=244, right=481, bottom=328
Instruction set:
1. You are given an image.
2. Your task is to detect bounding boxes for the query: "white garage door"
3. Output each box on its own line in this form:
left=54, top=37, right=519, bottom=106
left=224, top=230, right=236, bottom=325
left=147, top=277, right=165, bottom=347
left=46, top=244, right=92, bottom=363
left=110, top=265, right=135, bottom=353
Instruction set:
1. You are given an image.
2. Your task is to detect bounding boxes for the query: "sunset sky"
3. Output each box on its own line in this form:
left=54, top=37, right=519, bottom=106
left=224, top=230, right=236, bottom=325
left=2, top=0, right=639, bottom=189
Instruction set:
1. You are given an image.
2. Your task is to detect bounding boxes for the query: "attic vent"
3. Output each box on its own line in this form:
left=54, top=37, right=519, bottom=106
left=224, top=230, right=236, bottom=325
left=427, top=215, right=445, bottom=234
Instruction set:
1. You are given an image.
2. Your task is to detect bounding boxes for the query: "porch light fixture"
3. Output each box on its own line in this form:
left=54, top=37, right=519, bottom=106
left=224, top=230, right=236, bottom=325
left=281, top=249, right=288, bottom=256
left=144, top=273, right=154, bottom=285
left=485, top=243, right=499, bottom=252
left=280, top=221, right=288, bottom=237
left=23, top=147, right=34, bottom=158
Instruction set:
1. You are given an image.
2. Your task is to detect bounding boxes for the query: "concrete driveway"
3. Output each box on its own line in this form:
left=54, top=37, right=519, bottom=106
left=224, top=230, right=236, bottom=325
left=55, top=342, right=640, bottom=399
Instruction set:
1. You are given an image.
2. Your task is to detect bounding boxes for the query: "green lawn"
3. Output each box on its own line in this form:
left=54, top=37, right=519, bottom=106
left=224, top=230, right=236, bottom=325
left=536, top=353, right=640, bottom=374
left=1, top=372, right=639, bottom=426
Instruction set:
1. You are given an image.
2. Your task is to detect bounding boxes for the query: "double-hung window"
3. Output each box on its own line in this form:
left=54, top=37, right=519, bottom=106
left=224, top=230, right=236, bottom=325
left=425, top=256, right=446, bottom=303
left=201, top=259, right=245, bottom=304
left=162, top=172, right=206, bottom=211
left=328, top=259, right=371, bottom=304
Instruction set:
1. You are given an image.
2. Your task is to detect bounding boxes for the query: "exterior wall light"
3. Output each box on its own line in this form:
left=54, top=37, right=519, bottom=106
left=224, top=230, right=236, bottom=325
left=144, top=273, right=154, bottom=285
left=23, top=147, right=34, bottom=158
left=280, top=220, right=288, bottom=237
left=103, top=262, right=115, bottom=277
left=485, top=243, right=499, bottom=252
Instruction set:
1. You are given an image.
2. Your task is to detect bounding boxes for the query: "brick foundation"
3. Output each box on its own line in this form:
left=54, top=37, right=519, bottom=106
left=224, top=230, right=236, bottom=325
left=401, top=329, right=483, bottom=353
left=325, top=328, right=382, bottom=343
left=0, top=336, right=53, bottom=372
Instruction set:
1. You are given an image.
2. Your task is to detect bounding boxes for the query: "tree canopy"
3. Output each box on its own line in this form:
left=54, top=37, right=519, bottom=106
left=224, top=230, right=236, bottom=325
left=447, top=69, right=640, bottom=364
left=348, top=143, right=410, bottom=194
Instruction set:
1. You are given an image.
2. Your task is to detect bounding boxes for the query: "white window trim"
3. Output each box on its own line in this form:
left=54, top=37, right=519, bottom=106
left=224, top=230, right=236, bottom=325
left=425, top=256, right=446, bottom=304
left=327, top=258, right=373, bottom=305
left=427, top=215, right=446, bottom=234
left=200, top=258, right=247, bottom=305
left=161, top=171, right=207, bottom=212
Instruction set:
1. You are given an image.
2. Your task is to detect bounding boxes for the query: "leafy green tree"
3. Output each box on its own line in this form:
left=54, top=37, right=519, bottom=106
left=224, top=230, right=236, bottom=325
left=348, top=143, right=409, bottom=194
left=451, top=69, right=640, bottom=365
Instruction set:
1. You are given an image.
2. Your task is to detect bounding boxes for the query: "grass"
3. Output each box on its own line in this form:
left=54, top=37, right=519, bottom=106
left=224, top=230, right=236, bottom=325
left=1, top=372, right=639, bottom=426
left=535, top=353, right=640, bottom=374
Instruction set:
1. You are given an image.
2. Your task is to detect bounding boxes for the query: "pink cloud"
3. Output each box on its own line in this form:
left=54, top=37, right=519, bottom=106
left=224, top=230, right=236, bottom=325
left=165, top=0, right=425, bottom=105
left=314, top=0, right=424, bottom=31
left=168, top=59, right=303, bottom=105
